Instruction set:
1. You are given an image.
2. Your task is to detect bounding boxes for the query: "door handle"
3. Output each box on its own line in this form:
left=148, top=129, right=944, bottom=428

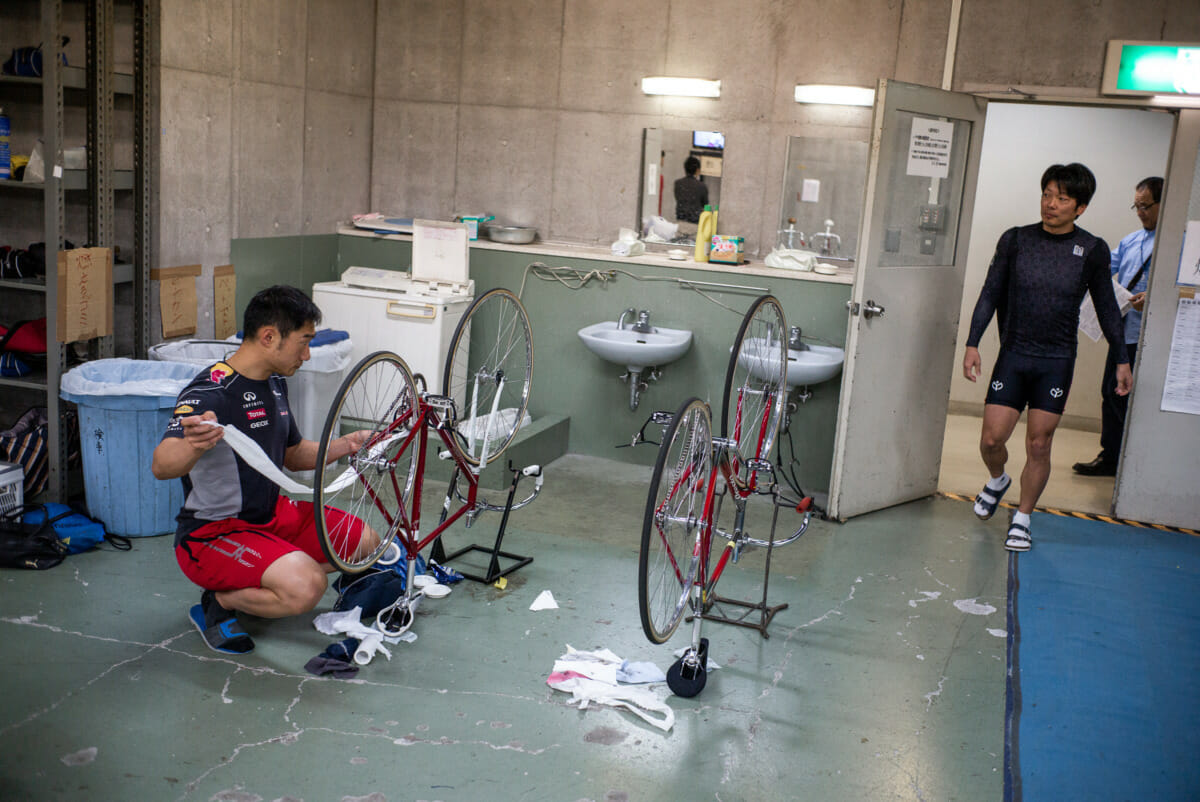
left=846, top=300, right=885, bottom=319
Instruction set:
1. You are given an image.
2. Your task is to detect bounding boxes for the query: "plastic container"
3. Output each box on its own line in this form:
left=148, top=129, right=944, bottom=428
left=0, top=107, right=11, bottom=180
left=694, top=204, right=717, bottom=262
left=60, top=358, right=200, bottom=537
left=147, top=330, right=353, bottom=442
left=0, top=461, right=22, bottom=515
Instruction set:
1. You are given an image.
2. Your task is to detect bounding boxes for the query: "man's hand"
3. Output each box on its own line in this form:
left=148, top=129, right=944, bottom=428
left=1115, top=362, right=1133, bottom=396
left=180, top=412, right=224, bottom=452
left=1130, top=291, right=1146, bottom=313
left=963, top=346, right=982, bottom=382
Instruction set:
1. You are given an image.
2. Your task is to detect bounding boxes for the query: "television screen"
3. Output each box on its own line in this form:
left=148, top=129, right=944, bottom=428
left=693, top=130, right=725, bottom=150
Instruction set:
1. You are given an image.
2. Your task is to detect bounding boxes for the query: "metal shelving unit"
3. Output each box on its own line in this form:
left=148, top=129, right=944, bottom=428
left=0, top=0, right=153, bottom=503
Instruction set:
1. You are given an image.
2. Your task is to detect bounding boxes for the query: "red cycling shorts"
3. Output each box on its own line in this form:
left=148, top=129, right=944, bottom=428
left=175, top=497, right=363, bottom=592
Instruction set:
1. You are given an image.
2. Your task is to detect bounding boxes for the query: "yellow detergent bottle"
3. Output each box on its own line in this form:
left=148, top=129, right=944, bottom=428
left=695, top=204, right=716, bottom=262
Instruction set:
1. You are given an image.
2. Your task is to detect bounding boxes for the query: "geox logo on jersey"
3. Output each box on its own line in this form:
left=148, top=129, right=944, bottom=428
left=174, top=404, right=195, bottom=414
left=247, top=409, right=267, bottom=420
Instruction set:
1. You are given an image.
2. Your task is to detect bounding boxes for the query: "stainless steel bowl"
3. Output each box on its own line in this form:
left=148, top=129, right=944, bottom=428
left=484, top=225, right=537, bottom=244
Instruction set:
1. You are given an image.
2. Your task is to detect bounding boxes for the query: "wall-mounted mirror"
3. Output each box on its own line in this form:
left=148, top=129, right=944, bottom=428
left=777, top=136, right=869, bottom=260
left=638, top=128, right=725, bottom=246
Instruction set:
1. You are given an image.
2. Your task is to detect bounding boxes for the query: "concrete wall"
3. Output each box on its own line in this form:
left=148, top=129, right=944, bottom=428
left=154, top=0, right=1200, bottom=338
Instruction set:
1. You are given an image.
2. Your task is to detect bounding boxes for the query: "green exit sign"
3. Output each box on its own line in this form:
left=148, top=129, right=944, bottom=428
left=1103, top=41, right=1200, bottom=96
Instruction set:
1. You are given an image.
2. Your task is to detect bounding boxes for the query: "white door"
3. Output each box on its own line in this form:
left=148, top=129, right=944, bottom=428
left=828, top=80, right=988, bottom=520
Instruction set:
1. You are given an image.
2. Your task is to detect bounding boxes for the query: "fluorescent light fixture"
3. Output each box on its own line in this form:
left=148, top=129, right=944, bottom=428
left=641, top=77, right=721, bottom=98
left=794, top=84, right=875, bottom=106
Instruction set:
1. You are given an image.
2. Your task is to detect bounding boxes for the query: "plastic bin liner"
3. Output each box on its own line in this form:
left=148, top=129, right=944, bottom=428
left=59, top=358, right=200, bottom=537
left=148, top=330, right=353, bottom=374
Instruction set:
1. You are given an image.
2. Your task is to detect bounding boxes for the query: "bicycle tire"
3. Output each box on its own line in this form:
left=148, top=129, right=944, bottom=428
left=314, top=351, right=420, bottom=574
left=442, top=288, right=533, bottom=467
left=720, top=295, right=787, bottom=467
left=638, top=396, right=712, bottom=644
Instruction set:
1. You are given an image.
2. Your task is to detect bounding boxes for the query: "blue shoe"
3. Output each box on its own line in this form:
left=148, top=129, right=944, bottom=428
left=189, top=591, right=254, bottom=654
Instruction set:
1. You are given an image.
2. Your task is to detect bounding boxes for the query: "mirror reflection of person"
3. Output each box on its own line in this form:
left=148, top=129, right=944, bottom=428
left=1073, top=176, right=1162, bottom=477
left=673, top=156, right=709, bottom=224
left=962, top=163, right=1130, bottom=553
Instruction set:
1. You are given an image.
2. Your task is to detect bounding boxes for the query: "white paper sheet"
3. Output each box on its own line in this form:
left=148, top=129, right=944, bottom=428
left=1078, top=278, right=1135, bottom=343
left=1161, top=297, right=1200, bottom=415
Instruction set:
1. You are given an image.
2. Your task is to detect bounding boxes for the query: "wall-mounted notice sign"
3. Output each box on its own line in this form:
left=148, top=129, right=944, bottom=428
left=906, top=117, right=952, bottom=179
left=1102, top=41, right=1200, bottom=97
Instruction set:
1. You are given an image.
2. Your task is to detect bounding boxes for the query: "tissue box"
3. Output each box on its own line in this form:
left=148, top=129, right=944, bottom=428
left=708, top=235, right=744, bottom=265
left=455, top=215, right=491, bottom=241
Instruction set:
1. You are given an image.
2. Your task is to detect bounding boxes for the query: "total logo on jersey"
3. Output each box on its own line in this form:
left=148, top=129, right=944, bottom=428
left=246, top=408, right=267, bottom=420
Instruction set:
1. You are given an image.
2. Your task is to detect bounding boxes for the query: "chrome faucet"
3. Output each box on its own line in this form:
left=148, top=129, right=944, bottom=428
left=617, top=308, right=636, bottom=330
left=633, top=310, right=653, bottom=334
left=789, top=326, right=810, bottom=351
left=810, top=218, right=841, bottom=256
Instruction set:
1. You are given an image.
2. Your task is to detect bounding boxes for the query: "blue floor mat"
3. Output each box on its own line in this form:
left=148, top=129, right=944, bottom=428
left=1007, top=513, right=1200, bottom=801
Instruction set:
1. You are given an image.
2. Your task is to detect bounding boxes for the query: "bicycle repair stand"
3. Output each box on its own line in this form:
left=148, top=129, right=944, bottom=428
left=430, top=460, right=534, bottom=584
left=691, top=490, right=799, bottom=639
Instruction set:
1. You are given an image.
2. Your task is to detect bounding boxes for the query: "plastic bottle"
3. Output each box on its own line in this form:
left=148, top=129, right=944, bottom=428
left=0, top=107, right=10, bottom=180
left=695, top=204, right=716, bottom=262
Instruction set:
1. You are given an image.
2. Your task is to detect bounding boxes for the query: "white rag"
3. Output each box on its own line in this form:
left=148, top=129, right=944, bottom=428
left=547, top=673, right=675, bottom=732
left=312, top=606, right=416, bottom=665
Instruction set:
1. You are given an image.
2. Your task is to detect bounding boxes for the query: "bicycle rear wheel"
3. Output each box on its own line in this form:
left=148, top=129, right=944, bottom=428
left=442, top=288, right=533, bottom=467
left=638, top=397, right=713, bottom=644
left=721, top=295, right=787, bottom=467
left=315, top=351, right=421, bottom=574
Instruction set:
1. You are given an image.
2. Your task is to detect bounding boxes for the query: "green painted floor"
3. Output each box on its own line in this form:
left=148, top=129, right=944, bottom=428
left=0, top=454, right=1008, bottom=801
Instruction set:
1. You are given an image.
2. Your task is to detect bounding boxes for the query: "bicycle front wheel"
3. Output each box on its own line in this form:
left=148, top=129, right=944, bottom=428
left=638, top=397, right=713, bottom=644
left=442, top=288, right=533, bottom=467
left=721, top=295, right=787, bottom=467
left=315, top=351, right=421, bottom=574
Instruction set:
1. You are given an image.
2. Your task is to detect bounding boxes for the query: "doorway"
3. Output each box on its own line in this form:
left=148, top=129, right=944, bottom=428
left=937, top=102, right=1175, bottom=515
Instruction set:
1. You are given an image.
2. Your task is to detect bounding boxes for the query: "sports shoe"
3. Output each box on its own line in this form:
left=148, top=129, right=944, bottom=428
left=189, top=590, right=254, bottom=654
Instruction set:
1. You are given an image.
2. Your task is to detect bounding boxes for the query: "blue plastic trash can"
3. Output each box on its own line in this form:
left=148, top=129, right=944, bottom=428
left=60, top=358, right=200, bottom=537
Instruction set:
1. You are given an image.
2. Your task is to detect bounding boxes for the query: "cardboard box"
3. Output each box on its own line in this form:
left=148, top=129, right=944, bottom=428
left=708, top=235, right=744, bottom=264
left=56, top=247, right=113, bottom=343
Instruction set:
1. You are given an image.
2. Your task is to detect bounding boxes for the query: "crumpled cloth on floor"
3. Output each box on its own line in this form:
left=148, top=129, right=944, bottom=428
left=547, top=671, right=674, bottom=732
left=547, top=645, right=673, bottom=731
left=304, top=637, right=361, bottom=678
left=312, top=606, right=415, bottom=665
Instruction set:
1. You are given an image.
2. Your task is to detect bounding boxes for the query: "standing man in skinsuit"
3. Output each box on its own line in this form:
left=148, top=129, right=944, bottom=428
left=962, top=163, right=1131, bottom=552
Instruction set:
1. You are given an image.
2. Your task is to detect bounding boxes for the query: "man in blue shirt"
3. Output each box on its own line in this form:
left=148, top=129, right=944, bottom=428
left=1073, top=176, right=1162, bottom=477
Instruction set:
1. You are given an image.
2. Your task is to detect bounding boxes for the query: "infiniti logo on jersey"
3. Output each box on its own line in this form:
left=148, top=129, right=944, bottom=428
left=243, top=392, right=257, bottom=402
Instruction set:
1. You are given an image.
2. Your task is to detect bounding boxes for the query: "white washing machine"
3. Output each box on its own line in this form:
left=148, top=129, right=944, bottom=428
left=313, top=221, right=475, bottom=396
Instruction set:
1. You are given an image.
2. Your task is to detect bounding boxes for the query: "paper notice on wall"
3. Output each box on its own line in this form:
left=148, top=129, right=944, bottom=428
left=1161, top=297, right=1200, bottom=415
left=152, top=264, right=201, bottom=339
left=1178, top=221, right=1200, bottom=287
left=1079, top=278, right=1134, bottom=342
left=56, top=247, right=113, bottom=343
left=213, top=264, right=237, bottom=339
left=802, top=179, right=820, bottom=202
left=906, top=118, right=953, bottom=179
left=647, top=162, right=658, bottom=195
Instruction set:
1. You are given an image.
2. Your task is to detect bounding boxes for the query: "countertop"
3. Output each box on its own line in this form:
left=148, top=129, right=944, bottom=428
left=336, top=225, right=855, bottom=286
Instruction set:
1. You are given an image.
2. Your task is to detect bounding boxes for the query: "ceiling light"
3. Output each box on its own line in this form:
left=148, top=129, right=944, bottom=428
left=641, top=77, right=721, bottom=98
left=793, top=84, right=875, bottom=106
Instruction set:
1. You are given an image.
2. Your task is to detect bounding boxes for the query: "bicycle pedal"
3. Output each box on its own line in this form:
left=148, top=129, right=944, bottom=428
left=424, top=394, right=456, bottom=413
left=745, top=458, right=774, bottom=475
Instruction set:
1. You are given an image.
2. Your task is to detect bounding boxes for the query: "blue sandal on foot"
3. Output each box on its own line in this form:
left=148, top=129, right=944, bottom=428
left=189, top=595, right=255, bottom=655
left=1005, top=522, right=1032, bottom=552
left=974, top=475, right=1011, bottom=520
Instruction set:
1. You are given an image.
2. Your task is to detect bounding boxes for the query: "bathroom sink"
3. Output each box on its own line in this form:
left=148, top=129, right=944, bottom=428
left=578, top=322, right=693, bottom=372
left=737, top=338, right=844, bottom=387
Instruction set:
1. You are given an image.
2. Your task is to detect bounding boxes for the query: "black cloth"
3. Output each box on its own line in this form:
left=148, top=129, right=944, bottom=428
left=673, top=175, right=709, bottom=223
left=967, top=223, right=1127, bottom=365
left=160, top=361, right=302, bottom=546
left=1099, top=342, right=1138, bottom=461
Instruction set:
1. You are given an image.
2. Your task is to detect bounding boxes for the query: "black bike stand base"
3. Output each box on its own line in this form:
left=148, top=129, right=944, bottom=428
left=699, top=594, right=789, bottom=639
left=432, top=543, right=532, bottom=585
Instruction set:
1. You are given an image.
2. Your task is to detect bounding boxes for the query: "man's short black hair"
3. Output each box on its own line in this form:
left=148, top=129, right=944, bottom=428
left=684, top=156, right=701, bottom=176
left=1040, top=163, right=1097, bottom=207
left=243, top=285, right=321, bottom=339
left=1137, top=176, right=1164, bottom=203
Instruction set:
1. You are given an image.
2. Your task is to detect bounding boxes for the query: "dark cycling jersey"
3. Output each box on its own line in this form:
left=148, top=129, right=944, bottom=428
left=967, top=223, right=1127, bottom=363
left=160, top=361, right=302, bottom=546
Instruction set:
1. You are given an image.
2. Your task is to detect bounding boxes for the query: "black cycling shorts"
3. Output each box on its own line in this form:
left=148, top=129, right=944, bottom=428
left=985, top=350, right=1074, bottom=415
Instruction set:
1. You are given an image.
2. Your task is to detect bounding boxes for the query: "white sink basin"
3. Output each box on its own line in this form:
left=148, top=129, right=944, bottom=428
left=578, top=322, right=693, bottom=372
left=737, top=337, right=845, bottom=387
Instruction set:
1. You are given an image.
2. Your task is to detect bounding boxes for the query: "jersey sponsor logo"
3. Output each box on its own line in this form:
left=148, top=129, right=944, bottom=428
left=1073, top=245, right=1084, bottom=257
left=1049, top=387, right=1064, bottom=398
left=174, top=404, right=195, bottom=414
left=991, top=380, right=1004, bottom=391
left=209, top=362, right=233, bottom=383
left=246, top=408, right=267, bottom=420
left=249, top=420, right=269, bottom=429
left=180, top=398, right=201, bottom=406
left=243, top=392, right=257, bottom=402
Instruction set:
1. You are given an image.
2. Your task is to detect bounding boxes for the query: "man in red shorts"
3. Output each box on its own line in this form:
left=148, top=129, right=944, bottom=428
left=152, top=285, right=376, bottom=654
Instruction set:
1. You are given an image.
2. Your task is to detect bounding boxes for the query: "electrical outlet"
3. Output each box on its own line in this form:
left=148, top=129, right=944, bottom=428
left=919, top=234, right=937, bottom=255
